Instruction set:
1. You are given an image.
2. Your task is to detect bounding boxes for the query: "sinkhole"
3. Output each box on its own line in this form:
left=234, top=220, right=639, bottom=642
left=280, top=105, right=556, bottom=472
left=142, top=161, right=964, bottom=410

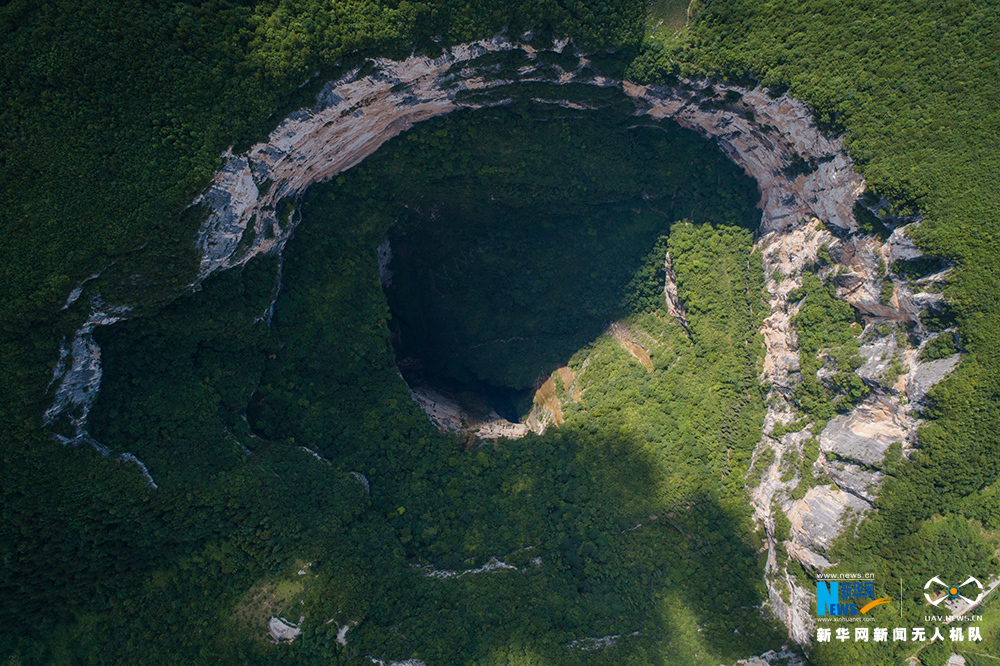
left=84, top=79, right=787, bottom=659
left=323, top=97, right=762, bottom=434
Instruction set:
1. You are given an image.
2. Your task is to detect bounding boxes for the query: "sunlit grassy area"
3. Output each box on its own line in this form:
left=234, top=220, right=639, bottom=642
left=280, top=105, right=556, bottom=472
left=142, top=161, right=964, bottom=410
left=646, top=0, right=691, bottom=40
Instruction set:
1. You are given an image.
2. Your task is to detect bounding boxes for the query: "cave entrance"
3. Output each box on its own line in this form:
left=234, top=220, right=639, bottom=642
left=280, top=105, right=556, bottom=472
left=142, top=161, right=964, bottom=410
left=383, top=195, right=669, bottom=429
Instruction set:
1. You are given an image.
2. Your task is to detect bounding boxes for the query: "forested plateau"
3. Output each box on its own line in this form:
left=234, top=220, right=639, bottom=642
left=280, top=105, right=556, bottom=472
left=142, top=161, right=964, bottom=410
left=1, top=1, right=999, bottom=665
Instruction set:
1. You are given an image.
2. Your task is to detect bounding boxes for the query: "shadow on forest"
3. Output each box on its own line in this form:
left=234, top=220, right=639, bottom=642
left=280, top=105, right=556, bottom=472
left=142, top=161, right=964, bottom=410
left=383, top=195, right=672, bottom=422
left=353, top=421, right=783, bottom=665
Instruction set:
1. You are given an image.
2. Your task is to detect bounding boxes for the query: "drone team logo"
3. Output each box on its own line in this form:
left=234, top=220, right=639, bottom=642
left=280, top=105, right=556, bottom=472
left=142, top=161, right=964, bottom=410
left=924, top=576, right=985, bottom=606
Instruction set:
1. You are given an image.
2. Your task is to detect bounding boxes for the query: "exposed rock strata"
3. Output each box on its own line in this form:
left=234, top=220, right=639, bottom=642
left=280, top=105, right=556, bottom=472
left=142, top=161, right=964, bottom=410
left=820, top=396, right=910, bottom=466
left=787, top=486, right=869, bottom=553
left=742, top=222, right=957, bottom=646
left=885, top=224, right=923, bottom=262
left=907, top=353, right=961, bottom=403
left=44, top=298, right=131, bottom=449
left=624, top=82, right=862, bottom=234
left=190, top=36, right=609, bottom=283
left=404, top=382, right=532, bottom=439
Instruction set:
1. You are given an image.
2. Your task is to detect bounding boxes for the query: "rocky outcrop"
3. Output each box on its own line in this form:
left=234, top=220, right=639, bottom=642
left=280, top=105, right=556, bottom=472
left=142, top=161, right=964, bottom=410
left=663, top=251, right=691, bottom=333
left=45, top=37, right=594, bottom=455
left=643, top=80, right=962, bottom=645
left=907, top=353, right=961, bottom=403
left=268, top=616, right=302, bottom=642
left=856, top=333, right=898, bottom=383
left=404, top=382, right=532, bottom=440
left=608, top=321, right=655, bottom=372
left=885, top=224, right=922, bottom=262
left=118, top=453, right=158, bottom=489
left=787, top=486, right=869, bottom=552
left=43, top=299, right=161, bottom=488
left=624, top=82, right=863, bottom=235
left=377, top=239, right=393, bottom=286
left=740, top=205, right=955, bottom=647
left=190, top=36, right=611, bottom=284
left=413, top=547, right=539, bottom=580
left=820, top=396, right=909, bottom=466
left=44, top=298, right=131, bottom=450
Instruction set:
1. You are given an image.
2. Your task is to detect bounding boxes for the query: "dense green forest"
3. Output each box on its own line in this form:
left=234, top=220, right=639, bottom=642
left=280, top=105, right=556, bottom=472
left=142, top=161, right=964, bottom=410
left=2, top=0, right=1000, bottom=664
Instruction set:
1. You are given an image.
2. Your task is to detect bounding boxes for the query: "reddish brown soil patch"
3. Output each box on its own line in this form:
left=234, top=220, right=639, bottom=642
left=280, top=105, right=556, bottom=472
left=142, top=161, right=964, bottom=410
left=534, top=375, right=564, bottom=425
left=620, top=339, right=654, bottom=372
left=607, top=323, right=654, bottom=373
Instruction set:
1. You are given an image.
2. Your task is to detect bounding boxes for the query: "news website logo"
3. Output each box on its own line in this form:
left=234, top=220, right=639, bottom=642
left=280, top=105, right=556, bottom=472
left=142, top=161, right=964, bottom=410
left=817, top=580, right=891, bottom=616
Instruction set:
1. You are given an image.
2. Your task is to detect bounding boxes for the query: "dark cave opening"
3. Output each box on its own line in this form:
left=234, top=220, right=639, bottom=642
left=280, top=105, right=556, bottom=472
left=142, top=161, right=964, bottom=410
left=366, top=103, right=760, bottom=427
left=381, top=196, right=672, bottom=423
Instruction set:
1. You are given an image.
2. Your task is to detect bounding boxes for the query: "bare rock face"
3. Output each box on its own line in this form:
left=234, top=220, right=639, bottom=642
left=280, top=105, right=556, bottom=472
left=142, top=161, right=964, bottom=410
left=820, top=396, right=910, bottom=466
left=856, top=333, right=897, bottom=383
left=739, top=202, right=957, bottom=647
left=787, top=486, right=869, bottom=552
left=823, top=461, right=882, bottom=504
left=785, top=541, right=833, bottom=570
left=907, top=353, right=961, bottom=403
left=44, top=299, right=131, bottom=452
left=830, top=237, right=886, bottom=307
left=268, top=616, right=302, bottom=642
left=885, top=224, right=923, bottom=262
left=404, top=381, right=534, bottom=440
left=193, top=37, right=521, bottom=282
left=756, top=221, right=836, bottom=391
left=663, top=251, right=691, bottom=333
left=624, top=82, right=863, bottom=235
left=190, top=37, right=623, bottom=284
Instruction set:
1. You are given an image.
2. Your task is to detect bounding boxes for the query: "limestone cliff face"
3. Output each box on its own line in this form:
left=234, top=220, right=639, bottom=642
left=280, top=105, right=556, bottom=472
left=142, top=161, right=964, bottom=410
left=620, top=80, right=954, bottom=645
left=741, top=214, right=959, bottom=644
left=624, top=81, right=862, bottom=235
left=44, top=37, right=960, bottom=650
left=193, top=36, right=533, bottom=282
left=744, top=224, right=957, bottom=646
left=44, top=299, right=130, bottom=451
